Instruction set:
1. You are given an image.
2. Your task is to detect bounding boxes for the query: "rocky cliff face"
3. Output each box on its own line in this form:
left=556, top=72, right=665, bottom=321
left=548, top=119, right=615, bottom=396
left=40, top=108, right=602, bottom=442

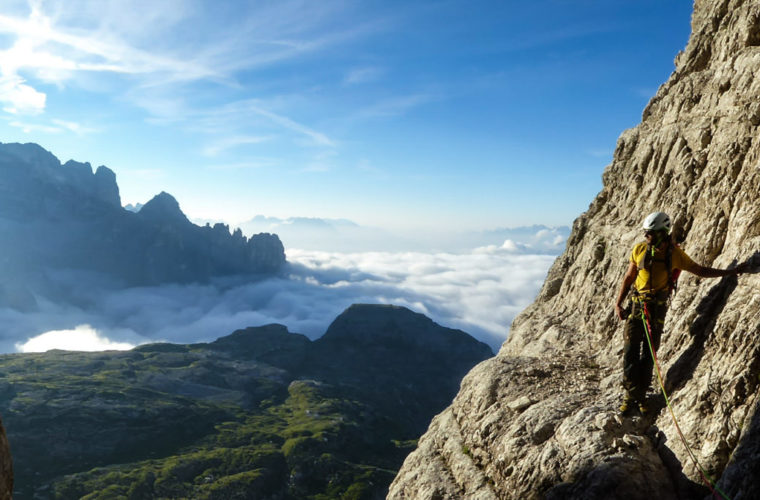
left=390, top=1, right=760, bottom=498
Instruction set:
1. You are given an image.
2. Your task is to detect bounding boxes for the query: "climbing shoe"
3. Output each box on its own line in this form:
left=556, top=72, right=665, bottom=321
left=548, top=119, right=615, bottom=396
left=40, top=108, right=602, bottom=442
left=619, top=396, right=634, bottom=416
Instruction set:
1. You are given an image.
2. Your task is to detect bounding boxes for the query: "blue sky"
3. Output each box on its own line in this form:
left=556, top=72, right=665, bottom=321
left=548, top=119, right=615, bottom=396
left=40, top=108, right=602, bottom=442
left=0, top=0, right=693, bottom=233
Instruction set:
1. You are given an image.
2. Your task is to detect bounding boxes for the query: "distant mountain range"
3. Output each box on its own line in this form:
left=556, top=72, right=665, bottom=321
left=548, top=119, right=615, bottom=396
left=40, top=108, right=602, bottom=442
left=0, top=142, right=286, bottom=310
left=0, top=304, right=493, bottom=498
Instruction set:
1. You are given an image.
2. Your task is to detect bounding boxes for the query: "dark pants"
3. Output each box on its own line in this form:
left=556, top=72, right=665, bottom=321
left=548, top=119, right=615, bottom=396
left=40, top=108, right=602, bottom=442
left=623, top=299, right=667, bottom=402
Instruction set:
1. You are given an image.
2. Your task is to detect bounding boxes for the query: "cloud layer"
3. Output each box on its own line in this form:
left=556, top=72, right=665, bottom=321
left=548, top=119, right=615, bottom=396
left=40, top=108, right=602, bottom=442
left=2, top=233, right=561, bottom=354
left=286, top=247, right=556, bottom=349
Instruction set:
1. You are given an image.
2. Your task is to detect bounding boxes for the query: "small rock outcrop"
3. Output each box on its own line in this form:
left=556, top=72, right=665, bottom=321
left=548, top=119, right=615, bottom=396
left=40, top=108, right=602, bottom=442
left=390, top=1, right=760, bottom=498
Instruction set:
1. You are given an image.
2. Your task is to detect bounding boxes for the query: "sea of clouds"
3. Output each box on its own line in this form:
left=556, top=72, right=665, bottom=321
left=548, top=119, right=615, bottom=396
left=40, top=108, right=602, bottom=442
left=4, top=226, right=568, bottom=354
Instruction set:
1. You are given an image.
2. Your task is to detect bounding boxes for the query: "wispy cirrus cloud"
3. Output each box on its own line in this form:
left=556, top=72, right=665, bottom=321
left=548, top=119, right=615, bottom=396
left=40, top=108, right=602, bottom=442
left=344, top=66, right=385, bottom=86
left=356, top=93, right=436, bottom=119
left=7, top=116, right=95, bottom=134
left=248, top=104, right=336, bottom=147
left=185, top=99, right=336, bottom=151
left=202, top=135, right=273, bottom=157
left=207, top=159, right=279, bottom=171
left=8, top=119, right=58, bottom=133
left=0, top=2, right=218, bottom=98
left=0, top=0, right=386, bottom=90
left=0, top=0, right=383, bottom=145
left=51, top=118, right=97, bottom=135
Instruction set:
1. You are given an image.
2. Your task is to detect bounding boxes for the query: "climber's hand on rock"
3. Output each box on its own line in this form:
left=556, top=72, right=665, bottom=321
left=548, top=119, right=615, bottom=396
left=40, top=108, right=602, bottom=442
left=615, top=303, right=626, bottom=321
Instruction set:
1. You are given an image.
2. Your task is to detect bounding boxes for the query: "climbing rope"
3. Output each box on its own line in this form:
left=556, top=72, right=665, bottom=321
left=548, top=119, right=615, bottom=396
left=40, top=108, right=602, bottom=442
left=640, top=304, right=731, bottom=500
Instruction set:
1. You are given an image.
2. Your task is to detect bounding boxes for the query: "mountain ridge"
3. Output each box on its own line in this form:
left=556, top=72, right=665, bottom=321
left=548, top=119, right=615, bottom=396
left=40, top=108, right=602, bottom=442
left=0, top=142, right=286, bottom=303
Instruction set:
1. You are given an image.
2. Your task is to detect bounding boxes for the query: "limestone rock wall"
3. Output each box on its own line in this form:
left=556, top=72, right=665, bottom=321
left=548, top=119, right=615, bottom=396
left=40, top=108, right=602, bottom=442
left=390, top=1, right=760, bottom=498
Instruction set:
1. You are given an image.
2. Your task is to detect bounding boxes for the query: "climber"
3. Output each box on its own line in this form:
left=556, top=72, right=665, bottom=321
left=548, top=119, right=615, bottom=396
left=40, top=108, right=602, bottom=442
left=613, top=211, right=748, bottom=415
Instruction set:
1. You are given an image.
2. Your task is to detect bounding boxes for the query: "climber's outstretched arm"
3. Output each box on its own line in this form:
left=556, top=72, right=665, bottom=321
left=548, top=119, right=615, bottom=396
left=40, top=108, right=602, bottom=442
left=686, top=261, right=748, bottom=278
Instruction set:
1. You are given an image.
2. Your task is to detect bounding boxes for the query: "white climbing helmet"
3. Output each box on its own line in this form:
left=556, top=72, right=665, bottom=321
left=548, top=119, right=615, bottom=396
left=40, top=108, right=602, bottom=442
left=642, top=211, right=671, bottom=233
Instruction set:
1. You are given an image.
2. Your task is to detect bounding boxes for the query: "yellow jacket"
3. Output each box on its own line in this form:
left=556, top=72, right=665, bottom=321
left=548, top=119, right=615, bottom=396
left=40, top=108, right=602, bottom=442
left=630, top=242, right=695, bottom=294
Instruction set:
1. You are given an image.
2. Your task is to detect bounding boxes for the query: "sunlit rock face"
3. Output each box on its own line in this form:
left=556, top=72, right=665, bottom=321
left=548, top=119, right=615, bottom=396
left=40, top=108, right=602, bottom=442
left=390, top=1, right=760, bottom=498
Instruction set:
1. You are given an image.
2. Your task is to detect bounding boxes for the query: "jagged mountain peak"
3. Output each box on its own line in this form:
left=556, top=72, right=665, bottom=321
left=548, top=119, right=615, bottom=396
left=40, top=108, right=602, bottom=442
left=138, top=191, right=189, bottom=225
left=391, top=1, right=760, bottom=498
left=93, top=165, right=121, bottom=207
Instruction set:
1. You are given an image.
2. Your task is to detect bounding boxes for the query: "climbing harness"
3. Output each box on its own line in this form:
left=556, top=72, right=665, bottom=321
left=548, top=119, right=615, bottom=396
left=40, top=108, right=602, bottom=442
left=640, top=303, right=732, bottom=500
